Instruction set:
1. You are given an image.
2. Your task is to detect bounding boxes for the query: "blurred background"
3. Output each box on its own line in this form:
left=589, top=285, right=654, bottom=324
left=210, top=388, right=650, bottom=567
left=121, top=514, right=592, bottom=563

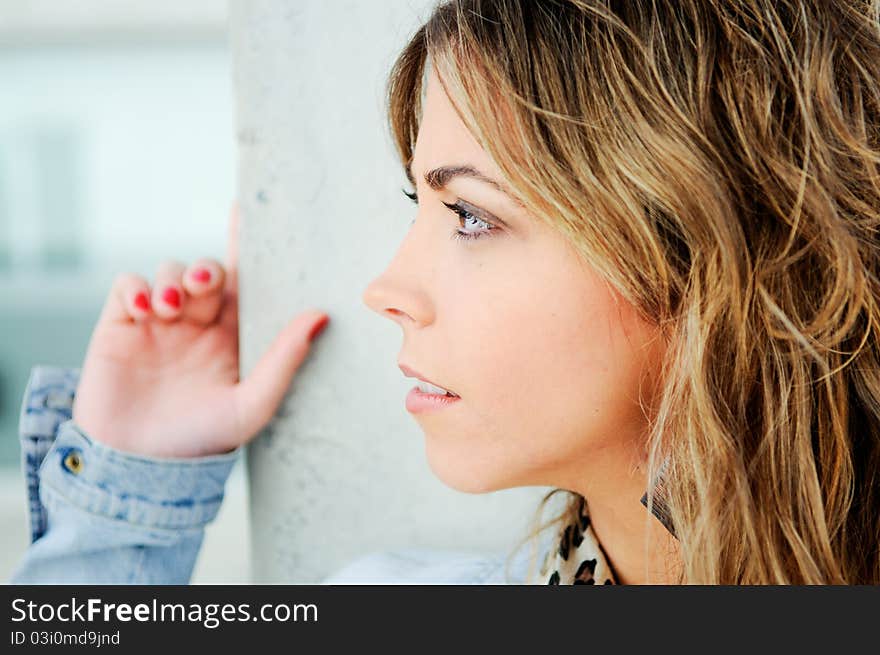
left=0, top=0, right=248, bottom=582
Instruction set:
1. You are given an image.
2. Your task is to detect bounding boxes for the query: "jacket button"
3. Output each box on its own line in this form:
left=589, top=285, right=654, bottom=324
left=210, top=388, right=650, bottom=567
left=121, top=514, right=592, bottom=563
left=62, top=449, right=84, bottom=474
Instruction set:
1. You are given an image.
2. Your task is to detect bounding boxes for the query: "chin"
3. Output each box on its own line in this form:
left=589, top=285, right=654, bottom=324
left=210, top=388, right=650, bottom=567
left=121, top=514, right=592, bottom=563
left=422, top=436, right=510, bottom=495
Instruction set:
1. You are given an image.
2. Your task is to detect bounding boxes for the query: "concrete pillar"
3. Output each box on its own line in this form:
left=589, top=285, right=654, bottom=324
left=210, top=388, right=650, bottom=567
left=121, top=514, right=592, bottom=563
left=230, top=0, right=548, bottom=583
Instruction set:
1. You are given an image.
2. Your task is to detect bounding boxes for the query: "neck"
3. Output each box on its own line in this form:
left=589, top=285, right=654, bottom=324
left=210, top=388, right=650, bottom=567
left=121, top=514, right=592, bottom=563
left=565, top=442, right=681, bottom=585
left=586, top=486, right=680, bottom=585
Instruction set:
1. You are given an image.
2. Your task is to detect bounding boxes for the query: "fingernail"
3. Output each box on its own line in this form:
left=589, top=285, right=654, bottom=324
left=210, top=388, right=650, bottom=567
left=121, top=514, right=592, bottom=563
left=308, top=315, right=330, bottom=342
left=134, top=292, right=150, bottom=311
left=162, top=287, right=181, bottom=308
left=191, top=267, right=211, bottom=283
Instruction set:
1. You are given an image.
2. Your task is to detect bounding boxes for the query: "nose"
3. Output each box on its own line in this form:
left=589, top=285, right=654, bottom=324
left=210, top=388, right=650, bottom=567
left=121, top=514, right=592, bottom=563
left=362, top=245, right=434, bottom=329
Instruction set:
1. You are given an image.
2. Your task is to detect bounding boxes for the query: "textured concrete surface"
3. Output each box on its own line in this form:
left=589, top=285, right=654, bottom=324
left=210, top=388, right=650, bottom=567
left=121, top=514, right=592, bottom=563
left=230, top=0, right=551, bottom=583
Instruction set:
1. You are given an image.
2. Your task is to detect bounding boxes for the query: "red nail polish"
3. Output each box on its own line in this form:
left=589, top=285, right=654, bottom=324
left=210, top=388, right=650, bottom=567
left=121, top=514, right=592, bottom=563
left=191, top=267, right=211, bottom=283
left=162, top=287, right=181, bottom=308
left=308, top=316, right=329, bottom=342
left=134, top=292, right=150, bottom=311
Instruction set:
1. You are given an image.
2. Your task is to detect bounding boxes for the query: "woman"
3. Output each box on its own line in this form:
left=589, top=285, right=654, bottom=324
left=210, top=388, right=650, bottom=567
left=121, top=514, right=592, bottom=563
left=11, top=0, right=880, bottom=585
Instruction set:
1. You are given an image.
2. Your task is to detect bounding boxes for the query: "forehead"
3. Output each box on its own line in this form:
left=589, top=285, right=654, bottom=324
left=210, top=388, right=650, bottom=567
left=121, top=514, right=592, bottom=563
left=412, top=69, right=496, bottom=175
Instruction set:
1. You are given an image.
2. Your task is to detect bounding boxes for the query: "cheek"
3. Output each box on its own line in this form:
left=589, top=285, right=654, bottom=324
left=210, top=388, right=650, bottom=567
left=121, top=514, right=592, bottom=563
left=461, top=266, right=652, bottom=458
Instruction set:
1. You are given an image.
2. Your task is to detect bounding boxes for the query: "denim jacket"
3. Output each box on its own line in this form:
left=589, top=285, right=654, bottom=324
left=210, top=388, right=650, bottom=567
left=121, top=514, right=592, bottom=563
left=8, top=365, right=542, bottom=585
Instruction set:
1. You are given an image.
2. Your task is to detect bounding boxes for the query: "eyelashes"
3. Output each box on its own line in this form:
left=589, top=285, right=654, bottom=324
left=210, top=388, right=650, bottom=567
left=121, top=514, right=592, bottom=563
left=442, top=201, right=496, bottom=242
left=401, top=188, right=498, bottom=242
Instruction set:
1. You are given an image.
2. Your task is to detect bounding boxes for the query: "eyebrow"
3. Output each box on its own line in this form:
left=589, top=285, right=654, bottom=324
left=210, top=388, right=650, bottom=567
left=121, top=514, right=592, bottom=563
left=408, top=163, right=517, bottom=200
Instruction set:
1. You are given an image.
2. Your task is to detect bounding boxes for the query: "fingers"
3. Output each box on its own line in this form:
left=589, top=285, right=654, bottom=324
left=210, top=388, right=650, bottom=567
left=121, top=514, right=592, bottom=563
left=234, top=310, right=330, bottom=441
left=151, top=260, right=188, bottom=321
left=180, top=258, right=226, bottom=325
left=100, top=199, right=240, bottom=328
left=101, top=257, right=232, bottom=326
left=98, top=273, right=154, bottom=324
left=152, top=258, right=231, bottom=325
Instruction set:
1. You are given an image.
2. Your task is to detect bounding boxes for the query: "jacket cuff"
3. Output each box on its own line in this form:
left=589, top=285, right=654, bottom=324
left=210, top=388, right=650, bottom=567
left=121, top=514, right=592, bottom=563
left=19, top=365, right=82, bottom=543
left=38, top=420, right=241, bottom=532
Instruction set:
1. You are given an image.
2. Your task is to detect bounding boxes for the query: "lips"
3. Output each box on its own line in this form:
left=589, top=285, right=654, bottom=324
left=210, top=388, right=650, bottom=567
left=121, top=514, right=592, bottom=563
left=398, top=363, right=460, bottom=398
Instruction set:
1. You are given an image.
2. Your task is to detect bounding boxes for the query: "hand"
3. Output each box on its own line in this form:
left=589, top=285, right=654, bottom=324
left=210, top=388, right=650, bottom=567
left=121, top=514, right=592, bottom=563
left=71, top=201, right=330, bottom=458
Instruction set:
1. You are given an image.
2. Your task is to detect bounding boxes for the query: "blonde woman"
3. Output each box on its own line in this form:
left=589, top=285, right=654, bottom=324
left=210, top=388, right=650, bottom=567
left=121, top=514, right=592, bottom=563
left=11, top=0, right=880, bottom=585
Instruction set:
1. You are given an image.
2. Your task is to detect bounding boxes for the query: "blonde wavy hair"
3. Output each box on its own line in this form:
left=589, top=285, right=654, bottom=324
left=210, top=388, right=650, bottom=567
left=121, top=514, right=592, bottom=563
left=386, top=0, right=880, bottom=584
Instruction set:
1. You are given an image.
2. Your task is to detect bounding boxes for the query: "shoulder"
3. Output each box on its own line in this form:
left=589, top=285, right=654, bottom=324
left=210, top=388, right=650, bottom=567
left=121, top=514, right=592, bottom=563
left=321, top=538, right=552, bottom=585
left=320, top=548, right=504, bottom=584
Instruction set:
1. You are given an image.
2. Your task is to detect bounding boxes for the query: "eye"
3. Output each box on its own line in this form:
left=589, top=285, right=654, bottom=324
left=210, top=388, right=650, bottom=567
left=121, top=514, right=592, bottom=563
left=442, top=201, right=498, bottom=242
left=401, top=188, right=500, bottom=241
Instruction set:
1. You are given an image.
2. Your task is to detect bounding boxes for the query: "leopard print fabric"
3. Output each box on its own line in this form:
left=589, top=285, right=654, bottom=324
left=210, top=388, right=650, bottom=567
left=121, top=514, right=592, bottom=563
left=530, top=499, right=617, bottom=585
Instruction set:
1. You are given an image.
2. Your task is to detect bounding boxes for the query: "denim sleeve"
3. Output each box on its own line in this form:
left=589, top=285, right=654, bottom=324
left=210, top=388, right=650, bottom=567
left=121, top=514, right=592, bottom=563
left=8, top=365, right=241, bottom=585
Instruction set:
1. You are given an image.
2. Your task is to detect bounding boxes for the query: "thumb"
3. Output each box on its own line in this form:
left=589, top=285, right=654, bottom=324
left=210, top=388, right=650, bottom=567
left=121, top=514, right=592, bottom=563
left=234, top=310, right=330, bottom=441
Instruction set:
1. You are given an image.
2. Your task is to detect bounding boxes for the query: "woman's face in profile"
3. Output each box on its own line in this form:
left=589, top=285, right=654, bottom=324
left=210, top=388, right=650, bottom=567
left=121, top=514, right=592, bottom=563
left=363, top=68, right=664, bottom=495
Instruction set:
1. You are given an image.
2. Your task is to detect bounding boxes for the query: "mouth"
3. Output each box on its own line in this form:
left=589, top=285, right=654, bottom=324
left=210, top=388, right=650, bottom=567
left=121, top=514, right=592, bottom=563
left=405, top=386, right=461, bottom=414
left=412, top=378, right=460, bottom=398
left=398, top=362, right=461, bottom=413
left=398, top=363, right=460, bottom=398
